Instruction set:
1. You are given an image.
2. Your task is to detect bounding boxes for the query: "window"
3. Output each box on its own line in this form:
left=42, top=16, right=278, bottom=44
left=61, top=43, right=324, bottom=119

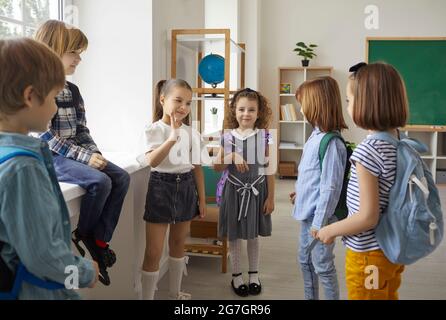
left=0, top=0, right=62, bottom=38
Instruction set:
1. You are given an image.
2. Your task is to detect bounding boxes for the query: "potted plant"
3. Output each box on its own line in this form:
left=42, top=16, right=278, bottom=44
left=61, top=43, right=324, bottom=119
left=210, top=107, right=218, bottom=128
left=293, top=42, right=318, bottom=67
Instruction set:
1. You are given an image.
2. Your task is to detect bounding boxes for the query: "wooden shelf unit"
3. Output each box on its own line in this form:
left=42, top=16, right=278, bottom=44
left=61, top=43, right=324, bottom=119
left=171, top=29, right=245, bottom=133
left=277, top=66, right=333, bottom=178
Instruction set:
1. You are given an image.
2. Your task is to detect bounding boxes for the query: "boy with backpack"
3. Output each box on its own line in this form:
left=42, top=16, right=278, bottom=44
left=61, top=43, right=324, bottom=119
left=0, top=38, right=98, bottom=300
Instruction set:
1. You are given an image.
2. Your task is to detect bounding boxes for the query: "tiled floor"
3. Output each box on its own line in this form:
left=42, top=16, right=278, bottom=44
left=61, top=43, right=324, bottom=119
left=156, top=179, right=446, bottom=300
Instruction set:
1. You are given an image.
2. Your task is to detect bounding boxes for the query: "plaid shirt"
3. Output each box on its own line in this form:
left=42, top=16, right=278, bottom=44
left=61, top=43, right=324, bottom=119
left=40, top=82, right=100, bottom=164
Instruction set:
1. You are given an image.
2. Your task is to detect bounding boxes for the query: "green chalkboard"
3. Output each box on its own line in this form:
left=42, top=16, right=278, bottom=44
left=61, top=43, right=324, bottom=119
left=367, top=39, right=446, bottom=125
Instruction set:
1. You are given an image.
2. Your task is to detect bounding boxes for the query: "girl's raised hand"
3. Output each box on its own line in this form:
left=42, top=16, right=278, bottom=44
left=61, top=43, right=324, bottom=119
left=168, top=111, right=183, bottom=141
left=170, top=111, right=183, bottom=129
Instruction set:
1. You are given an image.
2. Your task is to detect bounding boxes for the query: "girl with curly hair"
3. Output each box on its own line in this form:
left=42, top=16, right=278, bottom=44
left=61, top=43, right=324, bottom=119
left=213, top=88, right=275, bottom=297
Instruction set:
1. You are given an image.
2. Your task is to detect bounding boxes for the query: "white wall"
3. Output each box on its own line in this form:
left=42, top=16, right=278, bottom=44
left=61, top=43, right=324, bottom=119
left=152, top=0, right=205, bottom=86
left=72, top=0, right=153, bottom=153
left=205, top=0, right=240, bottom=90
left=71, top=0, right=204, bottom=153
left=260, top=0, right=446, bottom=142
left=239, top=0, right=261, bottom=90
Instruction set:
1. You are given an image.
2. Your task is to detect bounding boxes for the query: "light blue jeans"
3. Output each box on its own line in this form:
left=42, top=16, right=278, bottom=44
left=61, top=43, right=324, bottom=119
left=298, top=216, right=339, bottom=300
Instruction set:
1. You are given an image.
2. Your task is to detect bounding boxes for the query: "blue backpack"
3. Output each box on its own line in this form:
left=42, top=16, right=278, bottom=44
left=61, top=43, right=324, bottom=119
left=369, top=132, right=444, bottom=265
left=0, top=146, right=64, bottom=300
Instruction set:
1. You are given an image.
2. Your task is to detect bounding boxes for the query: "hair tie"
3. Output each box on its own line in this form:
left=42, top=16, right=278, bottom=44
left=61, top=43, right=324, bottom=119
left=349, top=62, right=367, bottom=73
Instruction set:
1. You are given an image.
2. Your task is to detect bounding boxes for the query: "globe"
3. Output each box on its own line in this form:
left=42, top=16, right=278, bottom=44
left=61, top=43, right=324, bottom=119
left=198, top=54, right=225, bottom=87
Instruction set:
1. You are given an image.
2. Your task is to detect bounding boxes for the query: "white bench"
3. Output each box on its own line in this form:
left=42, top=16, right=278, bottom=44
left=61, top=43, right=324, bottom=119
left=62, top=152, right=151, bottom=300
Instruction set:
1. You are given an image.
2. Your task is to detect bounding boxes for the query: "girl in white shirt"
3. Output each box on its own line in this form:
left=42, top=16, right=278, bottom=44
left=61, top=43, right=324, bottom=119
left=140, top=79, right=206, bottom=300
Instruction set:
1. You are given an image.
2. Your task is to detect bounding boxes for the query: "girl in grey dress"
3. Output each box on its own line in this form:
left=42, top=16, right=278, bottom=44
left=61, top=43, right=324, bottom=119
left=214, top=88, right=275, bottom=297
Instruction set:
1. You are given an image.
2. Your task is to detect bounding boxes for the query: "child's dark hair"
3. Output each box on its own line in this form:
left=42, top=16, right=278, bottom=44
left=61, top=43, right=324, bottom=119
left=153, top=79, right=193, bottom=124
left=349, top=62, right=408, bottom=131
left=226, top=88, right=272, bottom=129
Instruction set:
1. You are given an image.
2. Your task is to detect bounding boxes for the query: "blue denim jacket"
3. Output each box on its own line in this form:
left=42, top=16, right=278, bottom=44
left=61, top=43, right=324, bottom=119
left=292, top=128, right=346, bottom=230
left=0, top=133, right=95, bottom=300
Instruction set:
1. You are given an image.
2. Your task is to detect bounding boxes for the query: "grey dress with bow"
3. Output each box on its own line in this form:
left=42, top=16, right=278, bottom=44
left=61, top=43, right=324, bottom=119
left=218, top=131, right=272, bottom=241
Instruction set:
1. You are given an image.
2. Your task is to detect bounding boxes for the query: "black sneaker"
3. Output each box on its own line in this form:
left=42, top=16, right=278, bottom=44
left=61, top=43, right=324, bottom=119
left=72, top=229, right=117, bottom=268
left=71, top=229, right=116, bottom=286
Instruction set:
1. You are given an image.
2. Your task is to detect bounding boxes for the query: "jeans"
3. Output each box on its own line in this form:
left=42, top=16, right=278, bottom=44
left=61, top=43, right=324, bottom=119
left=298, top=216, right=339, bottom=300
left=53, top=154, right=130, bottom=242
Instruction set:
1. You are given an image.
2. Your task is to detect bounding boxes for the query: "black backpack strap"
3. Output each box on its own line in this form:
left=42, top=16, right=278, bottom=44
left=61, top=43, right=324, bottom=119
left=66, top=81, right=81, bottom=109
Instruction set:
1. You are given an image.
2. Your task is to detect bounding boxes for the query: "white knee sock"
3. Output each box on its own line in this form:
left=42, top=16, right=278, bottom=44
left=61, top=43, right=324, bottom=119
left=247, top=238, right=260, bottom=285
left=229, top=239, right=244, bottom=287
left=141, top=270, right=159, bottom=300
left=169, top=256, right=191, bottom=299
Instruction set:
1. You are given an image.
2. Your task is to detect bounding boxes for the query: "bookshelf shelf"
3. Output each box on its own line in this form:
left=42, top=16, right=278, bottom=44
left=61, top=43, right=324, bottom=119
left=403, top=127, right=446, bottom=183
left=279, top=121, right=305, bottom=124
left=277, top=66, right=333, bottom=177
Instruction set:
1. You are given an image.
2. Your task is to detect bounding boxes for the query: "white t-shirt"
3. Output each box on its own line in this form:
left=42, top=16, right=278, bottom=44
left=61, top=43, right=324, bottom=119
left=142, top=120, right=203, bottom=174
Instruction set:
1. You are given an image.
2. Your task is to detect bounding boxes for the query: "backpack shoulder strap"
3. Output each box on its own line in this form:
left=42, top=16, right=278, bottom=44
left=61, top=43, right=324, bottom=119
left=366, top=132, right=399, bottom=147
left=0, top=147, right=41, bottom=253
left=66, top=81, right=80, bottom=102
left=0, top=146, right=41, bottom=165
left=318, top=132, right=344, bottom=171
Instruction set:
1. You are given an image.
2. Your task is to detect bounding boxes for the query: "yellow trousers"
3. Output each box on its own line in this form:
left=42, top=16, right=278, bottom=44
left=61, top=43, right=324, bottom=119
left=346, top=248, right=405, bottom=300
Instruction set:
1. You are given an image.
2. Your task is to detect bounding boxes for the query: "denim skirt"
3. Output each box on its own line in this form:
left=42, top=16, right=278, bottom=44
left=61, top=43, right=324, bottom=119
left=144, top=171, right=199, bottom=224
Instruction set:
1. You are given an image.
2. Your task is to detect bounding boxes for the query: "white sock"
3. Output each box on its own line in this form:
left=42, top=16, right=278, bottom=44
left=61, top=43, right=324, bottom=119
left=247, top=238, right=260, bottom=285
left=169, top=256, right=189, bottom=298
left=229, top=240, right=244, bottom=288
left=141, top=270, right=159, bottom=300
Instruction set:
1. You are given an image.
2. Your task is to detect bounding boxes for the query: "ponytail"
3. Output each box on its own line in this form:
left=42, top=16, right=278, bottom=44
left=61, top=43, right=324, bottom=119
left=153, top=80, right=167, bottom=122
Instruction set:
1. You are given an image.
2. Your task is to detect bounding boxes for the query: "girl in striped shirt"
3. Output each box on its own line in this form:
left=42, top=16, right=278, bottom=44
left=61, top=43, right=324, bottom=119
left=317, top=62, right=408, bottom=300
